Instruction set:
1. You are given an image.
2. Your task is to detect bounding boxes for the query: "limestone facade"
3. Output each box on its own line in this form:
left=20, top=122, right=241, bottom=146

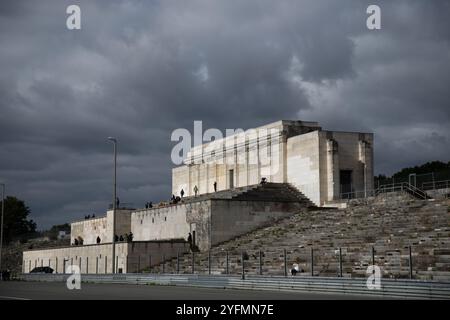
left=172, top=120, right=373, bottom=205
left=131, top=196, right=304, bottom=251
left=23, top=241, right=190, bottom=274
left=70, top=209, right=132, bottom=245
left=22, top=120, right=374, bottom=273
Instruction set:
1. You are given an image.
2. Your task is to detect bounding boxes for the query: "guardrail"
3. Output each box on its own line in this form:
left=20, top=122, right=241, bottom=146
left=422, top=180, right=450, bottom=191
left=339, top=182, right=431, bottom=200
left=18, top=273, right=450, bottom=299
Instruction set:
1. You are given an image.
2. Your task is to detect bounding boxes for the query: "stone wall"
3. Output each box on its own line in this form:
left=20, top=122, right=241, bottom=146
left=286, top=130, right=321, bottom=205
left=325, top=131, right=374, bottom=200
left=22, top=241, right=190, bottom=274
left=131, top=196, right=304, bottom=251
left=286, top=130, right=374, bottom=205
left=210, top=200, right=303, bottom=246
left=131, top=201, right=210, bottom=248
left=71, top=216, right=108, bottom=245
left=70, top=209, right=132, bottom=245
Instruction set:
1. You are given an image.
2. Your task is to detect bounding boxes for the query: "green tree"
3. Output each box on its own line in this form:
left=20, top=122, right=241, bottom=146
left=45, top=223, right=70, bottom=240
left=1, top=196, right=36, bottom=243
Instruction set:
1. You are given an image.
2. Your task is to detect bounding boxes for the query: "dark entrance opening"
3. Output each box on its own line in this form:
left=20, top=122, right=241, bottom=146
left=229, top=169, right=234, bottom=189
left=340, top=170, right=353, bottom=198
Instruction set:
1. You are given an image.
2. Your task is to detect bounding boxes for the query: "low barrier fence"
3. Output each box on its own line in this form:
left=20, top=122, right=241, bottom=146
left=25, top=245, right=449, bottom=281
left=18, top=273, right=450, bottom=299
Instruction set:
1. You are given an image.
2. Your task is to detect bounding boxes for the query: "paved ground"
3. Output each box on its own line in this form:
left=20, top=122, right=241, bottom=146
left=0, top=281, right=380, bottom=300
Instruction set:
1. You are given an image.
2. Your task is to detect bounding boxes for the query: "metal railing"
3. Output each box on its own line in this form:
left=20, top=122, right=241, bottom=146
left=339, top=182, right=430, bottom=200
left=25, top=245, right=450, bottom=282
left=422, top=180, right=450, bottom=191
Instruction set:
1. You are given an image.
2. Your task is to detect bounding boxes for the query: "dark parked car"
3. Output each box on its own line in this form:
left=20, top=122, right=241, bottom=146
left=30, top=266, right=54, bottom=274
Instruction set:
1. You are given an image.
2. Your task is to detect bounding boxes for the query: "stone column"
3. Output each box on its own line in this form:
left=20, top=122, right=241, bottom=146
left=359, top=139, right=373, bottom=196
left=326, top=138, right=339, bottom=201
left=282, top=133, right=288, bottom=182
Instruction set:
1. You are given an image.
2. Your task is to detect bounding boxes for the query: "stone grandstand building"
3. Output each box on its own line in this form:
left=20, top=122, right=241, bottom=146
left=22, top=119, right=449, bottom=279
left=173, top=120, right=374, bottom=205
left=22, top=120, right=374, bottom=274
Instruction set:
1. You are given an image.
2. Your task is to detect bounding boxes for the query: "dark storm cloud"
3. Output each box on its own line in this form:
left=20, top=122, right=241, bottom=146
left=0, top=0, right=449, bottom=228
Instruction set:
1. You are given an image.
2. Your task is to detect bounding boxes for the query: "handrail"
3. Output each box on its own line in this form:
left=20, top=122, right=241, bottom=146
left=339, top=182, right=431, bottom=200
left=422, top=180, right=450, bottom=191
left=401, top=182, right=429, bottom=200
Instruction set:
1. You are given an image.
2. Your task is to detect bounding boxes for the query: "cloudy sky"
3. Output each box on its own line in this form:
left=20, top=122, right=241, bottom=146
left=0, top=0, right=449, bottom=229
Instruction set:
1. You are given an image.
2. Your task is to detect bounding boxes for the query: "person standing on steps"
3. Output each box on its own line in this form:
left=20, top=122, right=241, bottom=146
left=213, top=181, right=217, bottom=192
left=180, top=189, right=185, bottom=198
left=187, top=232, right=193, bottom=249
left=194, top=185, right=199, bottom=197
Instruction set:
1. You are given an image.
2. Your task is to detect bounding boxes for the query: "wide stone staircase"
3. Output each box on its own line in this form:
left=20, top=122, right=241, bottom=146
left=152, top=195, right=450, bottom=280
left=182, top=182, right=315, bottom=206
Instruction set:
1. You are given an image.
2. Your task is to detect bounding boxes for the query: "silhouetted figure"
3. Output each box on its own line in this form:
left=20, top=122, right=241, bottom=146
left=291, top=263, right=299, bottom=276
left=127, top=232, right=133, bottom=242
left=194, top=185, right=199, bottom=197
left=116, top=197, right=120, bottom=208
left=114, top=235, right=119, bottom=242
left=180, top=189, right=185, bottom=198
left=260, top=177, right=267, bottom=184
left=187, top=232, right=192, bottom=248
left=96, top=236, right=101, bottom=244
left=213, top=181, right=217, bottom=192
left=87, top=214, right=90, bottom=219
left=175, top=196, right=181, bottom=203
left=92, top=214, right=95, bottom=218
left=119, top=235, right=124, bottom=242
left=74, top=238, right=79, bottom=246
left=149, top=201, right=153, bottom=208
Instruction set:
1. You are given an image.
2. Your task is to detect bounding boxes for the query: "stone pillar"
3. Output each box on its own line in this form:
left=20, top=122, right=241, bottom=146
left=205, top=163, right=209, bottom=193
left=187, top=165, right=191, bottom=197
left=359, top=138, right=373, bottom=196
left=282, top=134, right=288, bottom=183
left=326, top=138, right=339, bottom=201
left=245, top=145, right=249, bottom=186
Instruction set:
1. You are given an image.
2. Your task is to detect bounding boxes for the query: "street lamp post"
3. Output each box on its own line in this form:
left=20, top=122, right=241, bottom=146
left=107, top=138, right=117, bottom=274
left=0, top=183, right=5, bottom=279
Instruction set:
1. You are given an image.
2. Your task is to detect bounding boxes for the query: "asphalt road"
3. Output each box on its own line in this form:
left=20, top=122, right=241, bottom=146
left=0, top=281, right=380, bottom=300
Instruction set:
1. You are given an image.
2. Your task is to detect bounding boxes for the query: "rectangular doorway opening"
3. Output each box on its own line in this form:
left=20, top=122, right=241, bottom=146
left=340, top=170, right=353, bottom=198
left=229, top=169, right=234, bottom=189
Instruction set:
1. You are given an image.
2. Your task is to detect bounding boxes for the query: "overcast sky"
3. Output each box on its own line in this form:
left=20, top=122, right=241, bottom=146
left=0, top=0, right=449, bottom=229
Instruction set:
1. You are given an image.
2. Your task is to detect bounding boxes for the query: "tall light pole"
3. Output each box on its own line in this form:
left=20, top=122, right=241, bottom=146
left=0, top=183, right=5, bottom=279
left=107, top=138, right=117, bottom=274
